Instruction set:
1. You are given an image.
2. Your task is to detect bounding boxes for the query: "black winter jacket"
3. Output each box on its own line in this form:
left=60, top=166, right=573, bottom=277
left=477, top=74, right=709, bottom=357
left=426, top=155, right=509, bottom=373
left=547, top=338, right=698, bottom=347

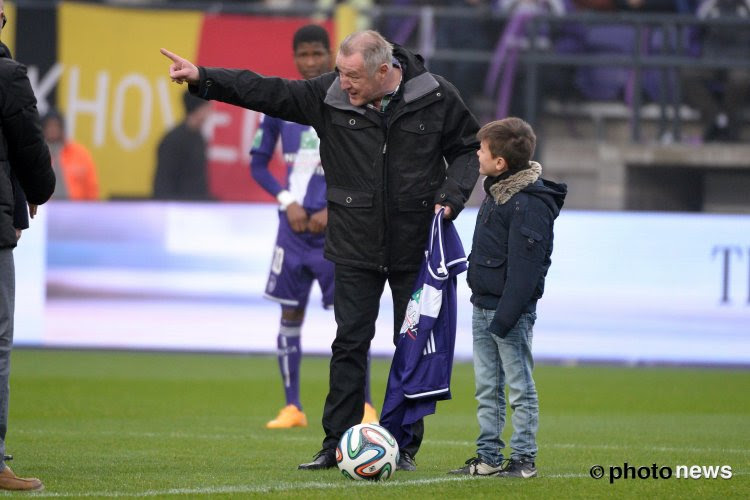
left=0, top=43, right=55, bottom=249
left=468, top=162, right=567, bottom=337
left=192, top=45, right=479, bottom=272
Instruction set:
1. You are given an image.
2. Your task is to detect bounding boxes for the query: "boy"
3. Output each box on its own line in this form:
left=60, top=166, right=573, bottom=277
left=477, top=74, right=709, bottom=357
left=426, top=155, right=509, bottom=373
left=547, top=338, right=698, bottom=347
left=450, top=117, right=566, bottom=478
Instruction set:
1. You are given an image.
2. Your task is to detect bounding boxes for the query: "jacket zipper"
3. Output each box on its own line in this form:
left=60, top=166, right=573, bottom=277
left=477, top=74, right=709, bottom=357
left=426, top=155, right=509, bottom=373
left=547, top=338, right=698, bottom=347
left=381, top=128, right=390, bottom=274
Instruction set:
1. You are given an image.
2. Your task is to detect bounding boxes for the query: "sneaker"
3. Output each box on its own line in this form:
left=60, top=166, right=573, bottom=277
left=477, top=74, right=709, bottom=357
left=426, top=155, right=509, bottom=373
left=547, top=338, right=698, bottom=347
left=0, top=466, right=44, bottom=491
left=298, top=449, right=336, bottom=470
left=361, top=403, right=379, bottom=424
left=496, top=458, right=537, bottom=478
left=266, top=405, right=307, bottom=429
left=396, top=451, right=416, bottom=471
left=448, top=457, right=504, bottom=476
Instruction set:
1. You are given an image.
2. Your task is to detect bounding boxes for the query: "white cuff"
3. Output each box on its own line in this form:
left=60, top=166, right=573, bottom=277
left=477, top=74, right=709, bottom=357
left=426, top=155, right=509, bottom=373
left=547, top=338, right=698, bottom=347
left=276, top=190, right=296, bottom=211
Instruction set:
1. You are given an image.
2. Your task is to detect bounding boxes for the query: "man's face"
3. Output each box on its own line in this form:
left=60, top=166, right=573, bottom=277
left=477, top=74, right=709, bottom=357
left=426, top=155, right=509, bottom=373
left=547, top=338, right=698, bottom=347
left=335, top=52, right=386, bottom=107
left=294, top=41, right=331, bottom=80
left=477, top=139, right=505, bottom=177
left=43, top=118, right=64, bottom=144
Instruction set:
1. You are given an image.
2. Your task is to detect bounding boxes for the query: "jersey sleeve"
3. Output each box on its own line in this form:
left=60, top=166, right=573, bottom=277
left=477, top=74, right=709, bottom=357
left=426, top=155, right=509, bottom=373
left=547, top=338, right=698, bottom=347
left=249, top=114, right=284, bottom=197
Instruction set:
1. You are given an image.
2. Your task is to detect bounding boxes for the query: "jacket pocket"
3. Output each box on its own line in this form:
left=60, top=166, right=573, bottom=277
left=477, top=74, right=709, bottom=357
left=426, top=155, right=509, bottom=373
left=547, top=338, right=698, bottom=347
left=330, top=112, right=378, bottom=131
left=397, top=191, right=434, bottom=212
left=468, top=252, right=507, bottom=297
left=399, top=118, right=442, bottom=135
left=518, top=225, right=546, bottom=263
left=327, top=186, right=374, bottom=208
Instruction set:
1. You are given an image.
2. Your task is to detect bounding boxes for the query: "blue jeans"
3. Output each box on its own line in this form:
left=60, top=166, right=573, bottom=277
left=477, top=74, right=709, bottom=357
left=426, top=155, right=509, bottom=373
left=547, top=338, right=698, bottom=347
left=472, top=306, right=538, bottom=465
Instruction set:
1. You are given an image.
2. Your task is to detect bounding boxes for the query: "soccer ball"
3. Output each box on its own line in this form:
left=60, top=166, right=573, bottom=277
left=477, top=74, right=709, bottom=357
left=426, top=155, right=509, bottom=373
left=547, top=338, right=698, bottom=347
left=336, top=423, right=399, bottom=481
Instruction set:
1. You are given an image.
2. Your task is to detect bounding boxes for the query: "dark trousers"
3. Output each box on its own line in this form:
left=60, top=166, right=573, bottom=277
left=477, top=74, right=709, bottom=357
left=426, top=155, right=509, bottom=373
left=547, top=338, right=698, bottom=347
left=321, top=264, right=424, bottom=457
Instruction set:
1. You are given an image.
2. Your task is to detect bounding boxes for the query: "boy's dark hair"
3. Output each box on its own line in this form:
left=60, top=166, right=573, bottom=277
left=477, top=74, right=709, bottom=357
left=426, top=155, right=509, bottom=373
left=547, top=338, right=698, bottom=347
left=293, top=24, right=330, bottom=52
left=477, top=117, right=536, bottom=172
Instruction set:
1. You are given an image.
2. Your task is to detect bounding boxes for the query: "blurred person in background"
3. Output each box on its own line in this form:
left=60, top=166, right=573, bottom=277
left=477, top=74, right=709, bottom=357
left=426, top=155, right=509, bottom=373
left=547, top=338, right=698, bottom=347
left=152, top=91, right=213, bottom=200
left=0, top=0, right=56, bottom=490
left=250, top=24, right=379, bottom=429
left=682, top=0, right=750, bottom=142
left=41, top=110, right=100, bottom=200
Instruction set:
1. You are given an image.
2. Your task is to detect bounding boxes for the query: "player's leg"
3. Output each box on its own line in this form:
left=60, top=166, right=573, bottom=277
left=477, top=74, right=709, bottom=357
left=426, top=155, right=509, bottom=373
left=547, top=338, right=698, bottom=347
left=447, top=305, right=507, bottom=476
left=266, top=306, right=308, bottom=429
left=311, top=249, right=378, bottom=424
left=0, top=250, right=13, bottom=471
left=263, top=232, right=313, bottom=429
left=321, top=265, right=385, bottom=450
left=496, top=312, right=538, bottom=478
left=387, top=269, right=420, bottom=469
left=0, top=250, right=42, bottom=491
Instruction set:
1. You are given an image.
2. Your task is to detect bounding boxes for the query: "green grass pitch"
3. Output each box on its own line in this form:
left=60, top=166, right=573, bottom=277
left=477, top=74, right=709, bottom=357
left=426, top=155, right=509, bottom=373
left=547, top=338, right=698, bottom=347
left=4, top=349, right=749, bottom=498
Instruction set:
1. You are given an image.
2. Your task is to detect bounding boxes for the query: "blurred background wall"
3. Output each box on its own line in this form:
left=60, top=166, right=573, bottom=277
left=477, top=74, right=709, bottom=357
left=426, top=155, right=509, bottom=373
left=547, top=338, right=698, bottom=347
left=8, top=0, right=750, bottom=364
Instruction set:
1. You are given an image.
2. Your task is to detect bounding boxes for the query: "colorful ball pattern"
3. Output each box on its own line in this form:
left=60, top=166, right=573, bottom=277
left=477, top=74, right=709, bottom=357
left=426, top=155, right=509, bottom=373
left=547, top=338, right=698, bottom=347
left=336, top=423, right=399, bottom=481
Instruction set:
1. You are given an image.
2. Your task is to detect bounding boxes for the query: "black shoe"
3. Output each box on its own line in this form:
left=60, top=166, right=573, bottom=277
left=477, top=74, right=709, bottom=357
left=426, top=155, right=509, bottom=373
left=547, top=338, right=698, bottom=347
left=448, top=457, right=504, bottom=476
left=496, top=458, right=537, bottom=478
left=396, top=451, right=416, bottom=471
left=298, top=449, right=336, bottom=470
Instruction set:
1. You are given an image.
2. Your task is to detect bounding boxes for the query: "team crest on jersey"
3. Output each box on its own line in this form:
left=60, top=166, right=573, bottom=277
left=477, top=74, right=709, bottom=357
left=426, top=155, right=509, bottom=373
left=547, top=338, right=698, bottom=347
left=400, top=288, right=422, bottom=340
left=299, top=129, right=320, bottom=150
left=252, top=128, right=263, bottom=149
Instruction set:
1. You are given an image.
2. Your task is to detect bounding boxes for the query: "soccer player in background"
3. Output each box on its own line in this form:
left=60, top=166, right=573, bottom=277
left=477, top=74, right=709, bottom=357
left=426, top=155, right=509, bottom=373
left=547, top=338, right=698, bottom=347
left=249, top=24, right=378, bottom=429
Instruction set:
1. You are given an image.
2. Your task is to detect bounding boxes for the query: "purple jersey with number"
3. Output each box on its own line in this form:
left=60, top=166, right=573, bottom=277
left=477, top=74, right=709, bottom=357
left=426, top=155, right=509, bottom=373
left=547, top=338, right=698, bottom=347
left=380, top=209, right=468, bottom=449
left=251, top=115, right=333, bottom=308
left=250, top=115, right=327, bottom=214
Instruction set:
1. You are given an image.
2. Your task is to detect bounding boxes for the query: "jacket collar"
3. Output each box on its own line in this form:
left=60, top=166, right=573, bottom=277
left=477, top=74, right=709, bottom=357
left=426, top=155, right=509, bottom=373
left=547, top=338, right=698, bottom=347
left=324, top=44, right=438, bottom=113
left=487, top=161, right=542, bottom=205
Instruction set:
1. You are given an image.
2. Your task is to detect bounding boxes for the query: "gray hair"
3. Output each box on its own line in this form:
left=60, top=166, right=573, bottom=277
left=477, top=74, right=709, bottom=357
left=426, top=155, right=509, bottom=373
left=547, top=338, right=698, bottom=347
left=338, top=30, right=393, bottom=76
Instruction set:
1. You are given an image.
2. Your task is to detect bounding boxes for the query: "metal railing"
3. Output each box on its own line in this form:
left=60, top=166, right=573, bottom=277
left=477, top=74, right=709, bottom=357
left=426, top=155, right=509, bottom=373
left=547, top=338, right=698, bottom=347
left=14, top=1, right=750, bottom=142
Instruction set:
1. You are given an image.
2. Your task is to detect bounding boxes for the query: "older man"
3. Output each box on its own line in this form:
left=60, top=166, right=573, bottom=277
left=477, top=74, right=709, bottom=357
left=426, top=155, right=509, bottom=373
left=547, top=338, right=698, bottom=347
left=161, top=29, right=479, bottom=471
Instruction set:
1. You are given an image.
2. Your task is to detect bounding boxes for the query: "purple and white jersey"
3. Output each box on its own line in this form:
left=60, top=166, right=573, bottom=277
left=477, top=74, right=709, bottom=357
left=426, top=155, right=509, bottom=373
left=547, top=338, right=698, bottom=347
left=250, top=115, right=327, bottom=214
left=380, top=208, right=468, bottom=449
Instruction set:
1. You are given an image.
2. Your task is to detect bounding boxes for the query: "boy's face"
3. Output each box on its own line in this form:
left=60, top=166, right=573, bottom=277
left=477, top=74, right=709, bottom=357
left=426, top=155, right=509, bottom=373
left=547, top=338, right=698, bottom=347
left=477, top=139, right=506, bottom=177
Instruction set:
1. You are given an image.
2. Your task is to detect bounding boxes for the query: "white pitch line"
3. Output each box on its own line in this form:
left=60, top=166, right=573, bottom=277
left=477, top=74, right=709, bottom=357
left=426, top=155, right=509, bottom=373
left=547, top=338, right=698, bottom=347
left=16, top=428, right=750, bottom=456
left=24, top=476, right=475, bottom=498
left=18, top=471, right=750, bottom=497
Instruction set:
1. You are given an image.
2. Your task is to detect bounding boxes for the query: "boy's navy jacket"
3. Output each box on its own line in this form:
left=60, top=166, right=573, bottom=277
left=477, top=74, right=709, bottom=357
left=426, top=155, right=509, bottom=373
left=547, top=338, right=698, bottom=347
left=468, top=162, right=566, bottom=337
left=381, top=208, right=467, bottom=449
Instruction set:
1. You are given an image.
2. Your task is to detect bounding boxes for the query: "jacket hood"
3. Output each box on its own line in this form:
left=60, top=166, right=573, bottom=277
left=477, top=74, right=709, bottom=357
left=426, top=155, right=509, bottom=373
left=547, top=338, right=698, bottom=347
left=486, top=161, right=567, bottom=217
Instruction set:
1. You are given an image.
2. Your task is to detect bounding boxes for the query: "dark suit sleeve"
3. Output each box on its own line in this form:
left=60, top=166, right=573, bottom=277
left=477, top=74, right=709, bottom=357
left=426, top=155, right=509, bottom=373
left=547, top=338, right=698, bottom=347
left=433, top=77, right=480, bottom=218
left=1, top=63, right=55, bottom=204
left=489, top=199, right=553, bottom=337
left=191, top=67, right=328, bottom=131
